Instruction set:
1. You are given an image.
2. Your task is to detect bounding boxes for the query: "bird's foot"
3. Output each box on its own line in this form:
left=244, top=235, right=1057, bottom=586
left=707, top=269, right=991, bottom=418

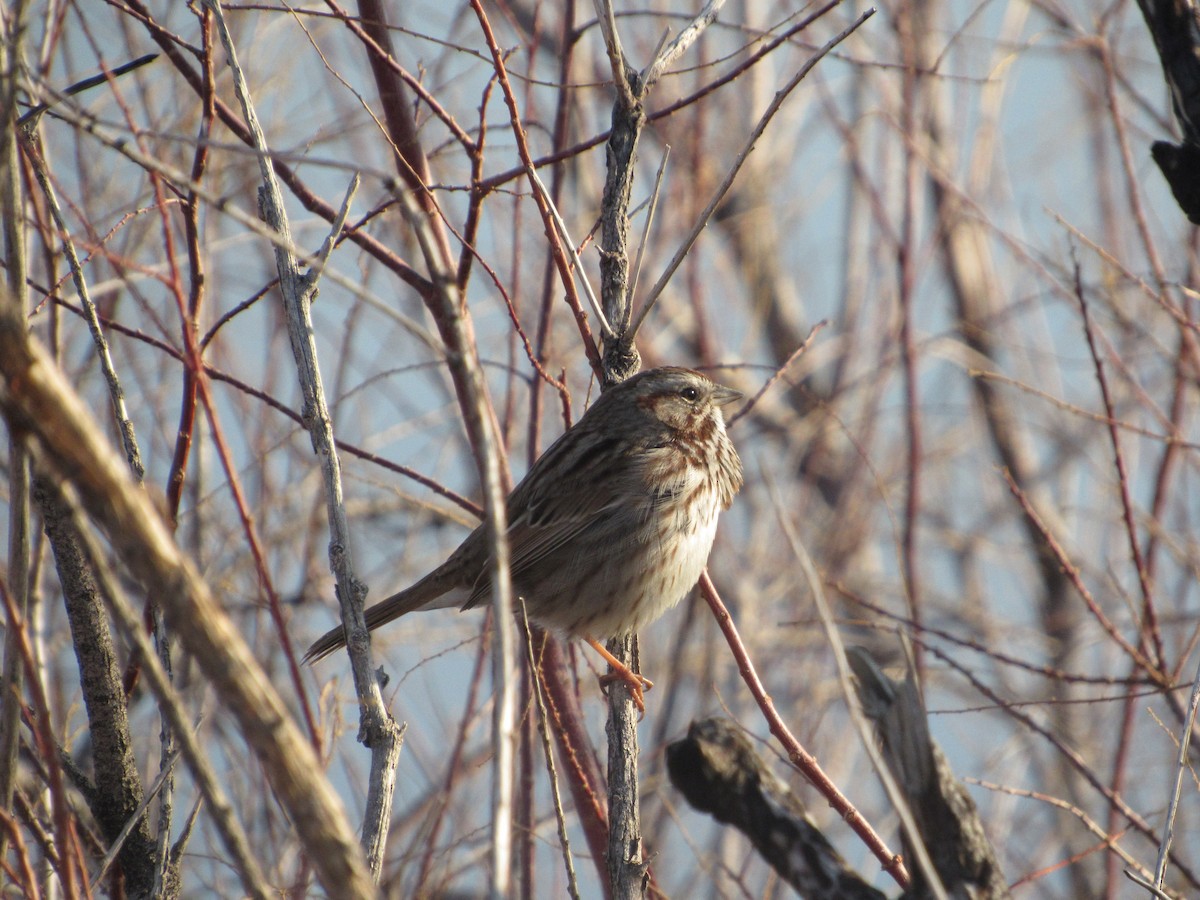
left=599, top=669, right=653, bottom=716
left=587, top=637, right=653, bottom=717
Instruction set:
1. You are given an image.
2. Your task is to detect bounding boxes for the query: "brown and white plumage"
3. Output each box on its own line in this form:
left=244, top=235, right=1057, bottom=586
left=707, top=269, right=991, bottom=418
left=304, top=367, right=743, bottom=702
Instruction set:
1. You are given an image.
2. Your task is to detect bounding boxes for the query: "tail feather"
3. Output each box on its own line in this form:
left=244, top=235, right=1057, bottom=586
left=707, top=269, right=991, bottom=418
left=302, top=563, right=466, bottom=665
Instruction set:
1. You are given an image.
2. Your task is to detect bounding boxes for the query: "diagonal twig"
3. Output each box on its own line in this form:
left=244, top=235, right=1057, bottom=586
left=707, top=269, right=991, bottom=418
left=630, top=8, right=874, bottom=341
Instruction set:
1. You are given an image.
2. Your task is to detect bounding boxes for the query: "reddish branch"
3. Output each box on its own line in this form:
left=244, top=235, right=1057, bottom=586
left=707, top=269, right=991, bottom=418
left=119, top=0, right=434, bottom=294
left=1001, top=470, right=1166, bottom=685
left=1072, top=263, right=1166, bottom=669
left=698, top=572, right=911, bottom=889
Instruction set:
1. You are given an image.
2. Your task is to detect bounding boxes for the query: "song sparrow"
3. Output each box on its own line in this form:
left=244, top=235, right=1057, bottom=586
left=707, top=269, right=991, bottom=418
left=304, top=366, right=744, bottom=710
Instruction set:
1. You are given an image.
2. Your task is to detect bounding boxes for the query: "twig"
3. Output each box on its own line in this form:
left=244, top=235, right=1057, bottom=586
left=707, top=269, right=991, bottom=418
left=698, top=572, right=910, bottom=888
left=1000, top=469, right=1163, bottom=681
left=40, top=95, right=442, bottom=350
left=205, top=0, right=402, bottom=879
left=970, top=777, right=1153, bottom=885
left=771, top=488, right=944, bottom=897
left=0, top=584, right=84, bottom=899
left=0, top=23, right=30, bottom=871
left=639, top=0, right=727, bottom=91
left=203, top=5, right=328, bottom=754
left=92, top=748, right=182, bottom=885
left=525, top=163, right=615, bottom=338
left=17, top=53, right=158, bottom=127
left=924, top=644, right=1200, bottom=890
left=630, top=8, right=875, bottom=340
left=471, top=0, right=604, bottom=374
left=305, top=173, right=360, bottom=289
left=1126, top=867, right=1176, bottom=900
left=593, top=0, right=634, bottom=105
left=1154, top=649, right=1200, bottom=889
left=625, top=146, right=670, bottom=332
left=522, top=606, right=582, bottom=900
left=395, top=181, right=519, bottom=898
left=727, top=321, right=825, bottom=426
left=477, top=3, right=844, bottom=195
left=1071, top=253, right=1166, bottom=669
left=24, top=142, right=145, bottom=479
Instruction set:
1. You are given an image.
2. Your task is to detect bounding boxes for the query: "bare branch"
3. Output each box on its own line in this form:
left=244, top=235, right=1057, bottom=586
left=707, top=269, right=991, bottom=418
left=639, top=0, right=726, bottom=91
left=0, top=290, right=375, bottom=894
left=630, top=8, right=874, bottom=340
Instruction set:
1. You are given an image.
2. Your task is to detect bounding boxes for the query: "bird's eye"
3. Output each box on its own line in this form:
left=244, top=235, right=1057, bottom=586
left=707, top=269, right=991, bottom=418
left=680, top=386, right=700, bottom=402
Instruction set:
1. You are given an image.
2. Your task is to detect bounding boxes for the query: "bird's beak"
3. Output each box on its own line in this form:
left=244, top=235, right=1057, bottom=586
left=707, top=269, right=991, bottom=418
left=711, top=384, right=743, bottom=407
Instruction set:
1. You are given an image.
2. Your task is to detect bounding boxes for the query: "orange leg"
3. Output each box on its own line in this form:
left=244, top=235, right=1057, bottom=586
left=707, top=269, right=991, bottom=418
left=586, top=638, right=653, bottom=715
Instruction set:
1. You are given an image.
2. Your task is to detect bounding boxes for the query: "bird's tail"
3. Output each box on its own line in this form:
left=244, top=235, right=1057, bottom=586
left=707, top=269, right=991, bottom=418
left=302, top=565, right=465, bottom=664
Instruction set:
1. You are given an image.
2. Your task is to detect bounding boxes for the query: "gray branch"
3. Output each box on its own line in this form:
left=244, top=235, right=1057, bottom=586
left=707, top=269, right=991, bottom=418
left=205, top=0, right=403, bottom=879
left=33, top=477, right=164, bottom=898
left=849, top=649, right=1010, bottom=899
left=667, top=717, right=887, bottom=899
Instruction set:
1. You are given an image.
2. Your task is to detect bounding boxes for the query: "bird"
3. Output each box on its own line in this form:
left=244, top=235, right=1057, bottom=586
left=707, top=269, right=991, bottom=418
left=304, top=366, right=744, bottom=712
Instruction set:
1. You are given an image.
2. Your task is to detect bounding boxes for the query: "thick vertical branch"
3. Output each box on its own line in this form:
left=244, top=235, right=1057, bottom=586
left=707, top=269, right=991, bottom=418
left=56, top=481, right=273, bottom=900
left=590, top=4, right=651, bottom=895
left=33, top=477, right=163, bottom=897
left=597, top=75, right=645, bottom=383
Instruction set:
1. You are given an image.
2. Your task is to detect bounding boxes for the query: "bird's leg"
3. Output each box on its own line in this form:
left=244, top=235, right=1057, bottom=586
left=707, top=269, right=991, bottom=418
left=586, top=637, right=653, bottom=715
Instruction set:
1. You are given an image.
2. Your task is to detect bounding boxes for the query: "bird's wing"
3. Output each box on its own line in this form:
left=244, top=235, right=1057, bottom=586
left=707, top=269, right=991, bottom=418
left=460, top=427, right=662, bottom=609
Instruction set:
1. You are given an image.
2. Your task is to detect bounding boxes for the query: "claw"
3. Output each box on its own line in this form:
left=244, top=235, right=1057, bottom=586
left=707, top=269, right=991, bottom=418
left=587, top=637, right=653, bottom=717
left=599, top=669, right=653, bottom=716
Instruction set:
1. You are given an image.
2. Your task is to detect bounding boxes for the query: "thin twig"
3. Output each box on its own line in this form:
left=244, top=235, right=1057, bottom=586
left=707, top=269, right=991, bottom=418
left=91, top=748, right=182, bottom=885
left=631, top=8, right=874, bottom=340
left=42, top=96, right=442, bottom=350
left=593, top=0, right=634, bottom=105
left=1001, top=469, right=1163, bottom=681
left=1126, top=867, right=1176, bottom=899
left=205, top=0, right=401, bottom=880
left=395, top=180, right=519, bottom=898
left=1154, top=650, right=1200, bottom=888
left=923, top=644, right=1200, bottom=890
left=1071, top=252, right=1166, bottom=669
left=305, top=173, right=360, bottom=288
left=0, top=584, right=84, bottom=900
left=525, top=163, right=614, bottom=338
left=470, top=0, right=604, bottom=373
left=24, top=143, right=145, bottom=480
left=17, top=53, right=158, bottom=127
left=770, top=485, right=944, bottom=898
left=522, top=605, right=582, bottom=900
left=639, top=0, right=726, bottom=91
left=477, top=3, right=844, bottom=195
left=0, top=23, right=31, bottom=872
left=625, top=146, right=670, bottom=332
left=727, top=321, right=825, bottom=426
